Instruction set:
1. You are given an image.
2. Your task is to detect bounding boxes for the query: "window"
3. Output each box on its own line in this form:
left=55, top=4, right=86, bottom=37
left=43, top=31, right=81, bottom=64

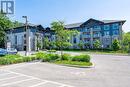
left=80, top=28, right=83, bottom=32
left=24, top=40, right=26, bottom=44
left=7, top=36, right=9, bottom=40
left=73, top=38, right=76, bottom=43
left=94, top=26, right=101, bottom=30
left=104, top=38, right=110, bottom=43
left=104, top=31, right=110, bottom=36
left=80, top=35, right=82, bottom=40
left=112, top=23, right=119, bottom=29
left=24, top=34, right=26, bottom=38
left=104, top=25, right=110, bottom=30
left=113, top=30, right=119, bottom=35
left=15, top=35, right=17, bottom=44
left=93, top=32, right=100, bottom=37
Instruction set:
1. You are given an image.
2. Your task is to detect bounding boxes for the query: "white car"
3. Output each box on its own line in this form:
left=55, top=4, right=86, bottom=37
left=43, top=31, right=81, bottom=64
left=7, top=48, right=18, bottom=54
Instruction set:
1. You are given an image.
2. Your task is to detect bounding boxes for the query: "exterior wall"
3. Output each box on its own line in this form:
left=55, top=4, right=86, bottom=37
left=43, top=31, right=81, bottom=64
left=6, top=28, right=44, bottom=51
left=5, top=20, right=124, bottom=51
left=6, top=32, right=25, bottom=51
left=102, top=23, right=121, bottom=48
left=69, top=22, right=122, bottom=49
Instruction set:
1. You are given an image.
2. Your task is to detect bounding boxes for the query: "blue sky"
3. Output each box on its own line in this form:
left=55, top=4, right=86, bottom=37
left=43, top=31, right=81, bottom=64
left=10, top=0, right=130, bottom=32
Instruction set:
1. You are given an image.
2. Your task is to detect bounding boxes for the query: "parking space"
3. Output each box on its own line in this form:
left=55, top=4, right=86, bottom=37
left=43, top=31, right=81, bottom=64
left=0, top=70, right=74, bottom=87
left=0, top=54, right=130, bottom=87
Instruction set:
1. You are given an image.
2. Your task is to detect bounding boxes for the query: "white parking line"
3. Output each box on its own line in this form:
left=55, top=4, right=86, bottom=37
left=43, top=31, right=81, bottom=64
left=0, top=78, right=33, bottom=86
left=0, top=62, right=40, bottom=70
left=0, top=72, right=12, bottom=76
left=59, top=85, right=74, bottom=87
left=0, top=75, right=21, bottom=81
left=29, top=81, right=48, bottom=87
left=5, top=70, right=74, bottom=87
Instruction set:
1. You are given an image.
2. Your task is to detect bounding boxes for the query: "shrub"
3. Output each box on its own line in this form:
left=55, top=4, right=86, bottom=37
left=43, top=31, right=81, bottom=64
left=43, top=54, right=60, bottom=62
left=4, top=54, right=21, bottom=59
left=47, top=50, right=57, bottom=53
left=0, top=54, right=23, bottom=65
left=0, top=58, right=8, bottom=65
left=71, top=54, right=91, bottom=62
left=35, top=52, right=46, bottom=59
left=22, top=57, right=32, bottom=62
left=15, top=57, right=23, bottom=63
left=61, top=54, right=71, bottom=61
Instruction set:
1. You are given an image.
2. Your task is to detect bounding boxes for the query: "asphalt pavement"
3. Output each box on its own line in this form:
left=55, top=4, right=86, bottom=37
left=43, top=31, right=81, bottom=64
left=0, top=53, right=130, bottom=87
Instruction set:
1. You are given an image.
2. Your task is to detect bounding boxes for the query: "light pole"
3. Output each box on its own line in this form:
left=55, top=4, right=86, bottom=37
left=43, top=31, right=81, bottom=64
left=22, top=16, right=29, bottom=56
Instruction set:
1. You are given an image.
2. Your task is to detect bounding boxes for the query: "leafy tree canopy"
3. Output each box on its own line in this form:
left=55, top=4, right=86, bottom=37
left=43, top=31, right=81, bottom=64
left=93, top=40, right=101, bottom=49
left=112, top=39, right=120, bottom=51
left=0, top=12, right=22, bottom=47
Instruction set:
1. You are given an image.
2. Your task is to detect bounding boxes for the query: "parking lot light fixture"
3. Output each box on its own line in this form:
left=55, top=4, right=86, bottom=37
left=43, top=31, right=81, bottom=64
left=22, top=16, right=29, bottom=56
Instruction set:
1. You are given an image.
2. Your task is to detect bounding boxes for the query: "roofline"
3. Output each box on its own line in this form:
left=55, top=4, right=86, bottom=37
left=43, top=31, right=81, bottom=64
left=103, top=20, right=126, bottom=25
left=6, top=24, right=44, bottom=31
left=65, top=19, right=126, bottom=29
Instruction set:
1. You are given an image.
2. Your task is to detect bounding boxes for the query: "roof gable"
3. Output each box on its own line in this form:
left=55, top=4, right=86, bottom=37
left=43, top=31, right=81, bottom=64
left=80, top=18, right=104, bottom=27
left=65, top=18, right=126, bottom=29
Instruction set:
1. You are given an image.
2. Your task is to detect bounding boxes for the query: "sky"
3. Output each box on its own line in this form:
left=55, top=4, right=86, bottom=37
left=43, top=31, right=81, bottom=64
left=8, top=0, right=130, bottom=32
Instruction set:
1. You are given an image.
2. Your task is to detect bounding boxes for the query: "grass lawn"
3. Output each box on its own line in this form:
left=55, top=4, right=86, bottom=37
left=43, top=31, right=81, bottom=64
left=54, top=60, right=93, bottom=67
left=63, top=50, right=128, bottom=55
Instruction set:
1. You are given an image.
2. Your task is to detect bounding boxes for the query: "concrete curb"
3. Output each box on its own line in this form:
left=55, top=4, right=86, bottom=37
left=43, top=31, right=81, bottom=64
left=88, top=53, right=129, bottom=56
left=55, top=63, right=95, bottom=68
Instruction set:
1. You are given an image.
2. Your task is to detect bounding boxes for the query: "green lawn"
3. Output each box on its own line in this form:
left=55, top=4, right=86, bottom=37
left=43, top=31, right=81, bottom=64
left=63, top=50, right=128, bottom=55
left=54, top=60, right=93, bottom=67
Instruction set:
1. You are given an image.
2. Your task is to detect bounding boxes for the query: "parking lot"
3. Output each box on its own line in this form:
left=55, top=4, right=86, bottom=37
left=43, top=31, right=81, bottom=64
left=0, top=54, right=130, bottom=87
left=0, top=63, right=74, bottom=87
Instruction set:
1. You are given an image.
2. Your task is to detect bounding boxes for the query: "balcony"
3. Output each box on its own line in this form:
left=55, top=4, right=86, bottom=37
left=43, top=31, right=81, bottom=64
left=82, top=35, right=91, bottom=38
left=93, top=34, right=100, bottom=38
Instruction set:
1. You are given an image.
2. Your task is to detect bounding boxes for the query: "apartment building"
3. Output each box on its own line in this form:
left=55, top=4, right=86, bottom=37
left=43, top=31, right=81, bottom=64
left=5, top=18, right=126, bottom=51
left=65, top=18, right=126, bottom=49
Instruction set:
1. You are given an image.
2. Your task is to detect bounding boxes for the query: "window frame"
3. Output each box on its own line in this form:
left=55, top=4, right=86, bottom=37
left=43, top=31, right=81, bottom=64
left=104, top=25, right=110, bottom=30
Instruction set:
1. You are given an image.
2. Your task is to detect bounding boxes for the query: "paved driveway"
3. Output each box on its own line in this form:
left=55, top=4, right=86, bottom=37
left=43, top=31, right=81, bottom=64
left=0, top=54, right=130, bottom=87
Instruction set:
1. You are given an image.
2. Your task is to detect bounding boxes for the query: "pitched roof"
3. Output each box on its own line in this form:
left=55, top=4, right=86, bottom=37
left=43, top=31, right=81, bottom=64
left=101, top=20, right=126, bottom=24
left=65, top=22, right=83, bottom=29
left=6, top=24, right=44, bottom=32
left=65, top=19, right=126, bottom=29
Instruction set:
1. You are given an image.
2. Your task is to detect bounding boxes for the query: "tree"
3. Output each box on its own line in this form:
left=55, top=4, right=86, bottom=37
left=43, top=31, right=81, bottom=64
left=112, top=39, right=120, bottom=51
left=0, top=11, right=22, bottom=48
left=51, top=21, right=78, bottom=56
left=13, top=21, right=23, bottom=28
left=84, top=43, right=90, bottom=49
left=78, top=41, right=84, bottom=50
left=93, top=40, right=101, bottom=49
left=37, top=41, right=41, bottom=51
left=49, top=41, right=56, bottom=50
left=0, top=12, right=13, bottom=47
left=42, top=37, right=50, bottom=50
left=122, top=32, right=130, bottom=52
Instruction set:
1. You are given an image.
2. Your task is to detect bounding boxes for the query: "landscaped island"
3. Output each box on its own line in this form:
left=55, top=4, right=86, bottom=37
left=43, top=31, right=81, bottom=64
left=0, top=52, right=92, bottom=67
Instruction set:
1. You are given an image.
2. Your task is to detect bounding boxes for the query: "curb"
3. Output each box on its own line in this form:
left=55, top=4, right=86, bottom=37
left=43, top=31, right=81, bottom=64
left=56, top=63, right=95, bottom=68
left=88, top=53, right=129, bottom=56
